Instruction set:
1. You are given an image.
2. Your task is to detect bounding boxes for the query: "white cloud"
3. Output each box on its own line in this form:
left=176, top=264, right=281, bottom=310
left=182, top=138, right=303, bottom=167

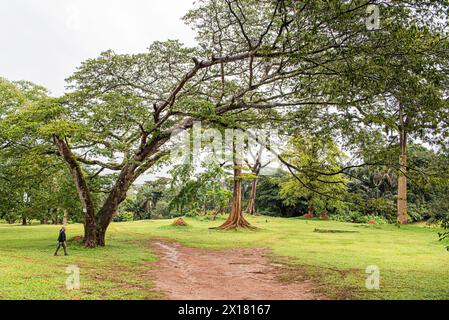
left=0, top=0, right=196, bottom=96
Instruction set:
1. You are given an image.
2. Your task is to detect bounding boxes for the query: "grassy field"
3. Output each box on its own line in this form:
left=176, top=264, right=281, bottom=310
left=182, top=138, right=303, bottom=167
left=0, top=216, right=448, bottom=300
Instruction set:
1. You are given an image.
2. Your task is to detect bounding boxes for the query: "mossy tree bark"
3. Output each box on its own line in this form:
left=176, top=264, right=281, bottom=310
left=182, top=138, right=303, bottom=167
left=245, top=178, right=258, bottom=215
left=245, top=145, right=264, bottom=215
left=213, top=141, right=255, bottom=230
left=54, top=136, right=97, bottom=247
left=397, top=105, right=408, bottom=225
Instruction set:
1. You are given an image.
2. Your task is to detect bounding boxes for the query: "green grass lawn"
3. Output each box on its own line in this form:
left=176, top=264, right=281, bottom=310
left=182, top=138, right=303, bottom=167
left=0, top=216, right=448, bottom=300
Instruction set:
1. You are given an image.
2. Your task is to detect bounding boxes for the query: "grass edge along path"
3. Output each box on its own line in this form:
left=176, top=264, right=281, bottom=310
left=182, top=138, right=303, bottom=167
left=0, top=216, right=448, bottom=300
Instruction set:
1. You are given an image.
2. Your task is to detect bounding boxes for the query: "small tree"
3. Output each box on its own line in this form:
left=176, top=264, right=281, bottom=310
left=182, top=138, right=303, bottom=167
left=279, top=135, right=348, bottom=217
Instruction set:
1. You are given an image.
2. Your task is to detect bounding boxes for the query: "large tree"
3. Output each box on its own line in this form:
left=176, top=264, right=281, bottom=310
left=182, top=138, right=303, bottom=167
left=3, top=0, right=448, bottom=245
left=47, top=0, right=379, bottom=244
left=333, top=22, right=449, bottom=224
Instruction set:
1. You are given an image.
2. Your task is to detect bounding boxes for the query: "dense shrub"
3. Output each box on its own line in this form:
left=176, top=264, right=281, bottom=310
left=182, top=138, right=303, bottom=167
left=151, top=201, right=170, bottom=219
left=331, top=211, right=388, bottom=224
left=113, top=211, right=134, bottom=222
left=184, top=208, right=201, bottom=217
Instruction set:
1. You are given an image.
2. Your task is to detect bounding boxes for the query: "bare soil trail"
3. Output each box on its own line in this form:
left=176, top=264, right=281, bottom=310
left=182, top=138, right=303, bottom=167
left=148, top=240, right=326, bottom=300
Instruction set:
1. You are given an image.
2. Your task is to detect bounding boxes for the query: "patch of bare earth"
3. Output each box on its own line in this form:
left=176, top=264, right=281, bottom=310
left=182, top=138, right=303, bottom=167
left=148, top=240, right=326, bottom=300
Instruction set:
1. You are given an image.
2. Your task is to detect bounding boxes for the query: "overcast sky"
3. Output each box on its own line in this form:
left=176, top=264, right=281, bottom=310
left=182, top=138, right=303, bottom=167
left=0, top=0, right=197, bottom=96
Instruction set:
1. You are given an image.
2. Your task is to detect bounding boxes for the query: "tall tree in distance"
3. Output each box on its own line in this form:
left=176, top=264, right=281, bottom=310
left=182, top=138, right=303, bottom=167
left=245, top=144, right=272, bottom=215
left=337, top=26, right=449, bottom=224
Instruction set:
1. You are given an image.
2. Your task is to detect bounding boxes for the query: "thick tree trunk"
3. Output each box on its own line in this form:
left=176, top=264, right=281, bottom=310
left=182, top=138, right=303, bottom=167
left=94, top=138, right=168, bottom=246
left=82, top=214, right=97, bottom=247
left=96, top=227, right=107, bottom=247
left=54, top=136, right=97, bottom=247
left=22, top=216, right=27, bottom=226
left=397, top=154, right=408, bottom=224
left=397, top=153, right=408, bottom=224
left=397, top=108, right=408, bottom=225
left=95, top=164, right=138, bottom=246
left=213, top=142, right=255, bottom=230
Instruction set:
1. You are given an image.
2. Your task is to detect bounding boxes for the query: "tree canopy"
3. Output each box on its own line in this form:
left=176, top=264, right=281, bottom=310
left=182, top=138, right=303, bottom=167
left=0, top=0, right=448, bottom=247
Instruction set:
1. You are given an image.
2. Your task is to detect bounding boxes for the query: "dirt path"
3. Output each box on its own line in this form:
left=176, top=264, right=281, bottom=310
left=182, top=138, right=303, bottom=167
left=148, top=240, right=325, bottom=300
